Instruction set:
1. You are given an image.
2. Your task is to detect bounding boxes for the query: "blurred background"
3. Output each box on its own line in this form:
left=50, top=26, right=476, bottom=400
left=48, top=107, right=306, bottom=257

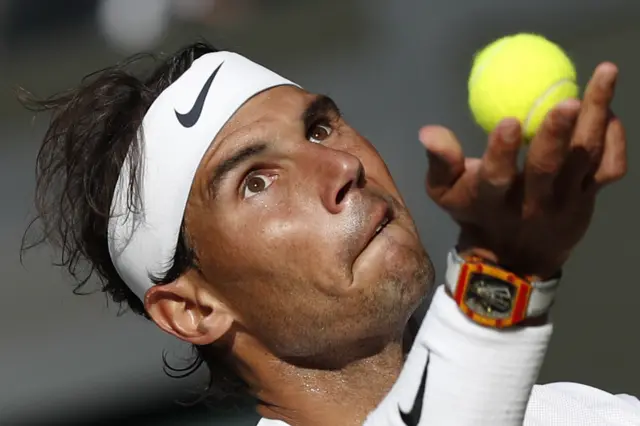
left=1, top=0, right=639, bottom=424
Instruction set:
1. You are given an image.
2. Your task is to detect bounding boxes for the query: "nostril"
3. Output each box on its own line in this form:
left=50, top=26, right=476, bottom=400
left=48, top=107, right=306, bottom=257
left=356, top=164, right=366, bottom=188
left=336, top=181, right=352, bottom=205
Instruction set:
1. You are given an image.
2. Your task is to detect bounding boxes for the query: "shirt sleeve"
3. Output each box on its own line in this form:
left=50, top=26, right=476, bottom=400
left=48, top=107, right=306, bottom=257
left=524, top=382, right=640, bottom=425
left=364, top=285, right=640, bottom=426
left=364, top=284, right=553, bottom=426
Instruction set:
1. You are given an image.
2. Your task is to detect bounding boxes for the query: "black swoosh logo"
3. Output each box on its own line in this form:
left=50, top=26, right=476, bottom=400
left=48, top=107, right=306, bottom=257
left=174, top=62, right=224, bottom=128
left=399, top=353, right=429, bottom=426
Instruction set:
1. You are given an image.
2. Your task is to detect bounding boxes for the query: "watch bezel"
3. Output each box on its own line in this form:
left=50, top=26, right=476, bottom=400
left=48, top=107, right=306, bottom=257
left=453, top=257, right=533, bottom=328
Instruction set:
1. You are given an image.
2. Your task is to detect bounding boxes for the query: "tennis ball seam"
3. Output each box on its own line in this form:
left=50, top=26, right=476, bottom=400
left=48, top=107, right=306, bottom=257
left=523, top=78, right=574, bottom=136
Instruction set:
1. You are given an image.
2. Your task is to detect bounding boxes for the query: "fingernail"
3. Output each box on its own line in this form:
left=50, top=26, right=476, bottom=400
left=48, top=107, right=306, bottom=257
left=555, top=100, right=580, bottom=127
left=557, top=98, right=580, bottom=109
left=502, top=121, right=520, bottom=144
left=598, top=62, right=618, bottom=89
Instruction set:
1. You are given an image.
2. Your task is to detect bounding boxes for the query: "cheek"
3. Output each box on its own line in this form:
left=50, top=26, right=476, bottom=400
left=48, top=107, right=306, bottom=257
left=201, top=214, right=347, bottom=349
left=254, top=210, right=340, bottom=271
left=197, top=203, right=341, bottom=291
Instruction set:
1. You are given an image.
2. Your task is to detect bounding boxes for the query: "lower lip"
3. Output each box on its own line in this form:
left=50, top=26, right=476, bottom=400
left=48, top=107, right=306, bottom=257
left=363, top=220, right=416, bottom=255
left=352, top=223, right=393, bottom=272
left=364, top=221, right=393, bottom=250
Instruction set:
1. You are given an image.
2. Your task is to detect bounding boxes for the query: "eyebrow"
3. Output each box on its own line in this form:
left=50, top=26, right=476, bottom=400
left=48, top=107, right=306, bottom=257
left=209, top=143, right=268, bottom=199
left=302, top=95, right=342, bottom=130
left=207, top=95, right=341, bottom=200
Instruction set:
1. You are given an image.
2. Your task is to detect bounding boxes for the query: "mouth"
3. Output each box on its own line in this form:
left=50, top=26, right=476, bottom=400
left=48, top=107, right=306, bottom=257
left=374, top=211, right=392, bottom=235
left=365, top=203, right=394, bottom=247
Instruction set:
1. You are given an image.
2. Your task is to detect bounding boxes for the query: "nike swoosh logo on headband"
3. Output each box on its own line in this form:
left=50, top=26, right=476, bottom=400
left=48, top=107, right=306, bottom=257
left=174, top=62, right=224, bottom=128
left=399, top=353, right=429, bottom=426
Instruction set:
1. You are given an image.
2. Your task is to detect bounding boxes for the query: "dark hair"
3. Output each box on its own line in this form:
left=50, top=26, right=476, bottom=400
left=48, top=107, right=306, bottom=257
left=20, top=42, right=250, bottom=405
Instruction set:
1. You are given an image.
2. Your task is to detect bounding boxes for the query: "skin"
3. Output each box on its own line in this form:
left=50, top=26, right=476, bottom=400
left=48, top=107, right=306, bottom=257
left=144, top=62, right=625, bottom=426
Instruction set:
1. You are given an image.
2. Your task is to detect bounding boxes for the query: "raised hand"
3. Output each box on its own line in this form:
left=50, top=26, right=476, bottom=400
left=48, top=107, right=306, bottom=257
left=421, top=62, right=626, bottom=278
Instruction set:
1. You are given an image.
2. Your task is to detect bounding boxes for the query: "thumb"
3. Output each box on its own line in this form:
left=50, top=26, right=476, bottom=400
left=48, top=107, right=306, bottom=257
left=420, top=126, right=465, bottom=200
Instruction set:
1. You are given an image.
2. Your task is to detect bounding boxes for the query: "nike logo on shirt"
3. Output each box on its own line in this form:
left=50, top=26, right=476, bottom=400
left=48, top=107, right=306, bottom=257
left=174, top=62, right=224, bottom=128
left=399, top=353, right=429, bottom=426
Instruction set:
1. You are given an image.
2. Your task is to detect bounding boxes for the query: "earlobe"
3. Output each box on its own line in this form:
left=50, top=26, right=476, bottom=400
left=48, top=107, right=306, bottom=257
left=144, top=276, right=234, bottom=346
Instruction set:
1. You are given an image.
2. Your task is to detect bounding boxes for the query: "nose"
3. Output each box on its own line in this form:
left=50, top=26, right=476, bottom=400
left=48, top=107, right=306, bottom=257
left=319, top=150, right=365, bottom=214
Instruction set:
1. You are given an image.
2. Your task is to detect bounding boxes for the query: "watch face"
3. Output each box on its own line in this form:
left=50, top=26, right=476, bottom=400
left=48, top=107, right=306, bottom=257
left=464, top=273, right=516, bottom=319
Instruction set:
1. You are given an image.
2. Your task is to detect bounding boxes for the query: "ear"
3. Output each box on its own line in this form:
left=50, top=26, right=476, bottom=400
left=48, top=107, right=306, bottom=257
left=144, top=275, right=234, bottom=346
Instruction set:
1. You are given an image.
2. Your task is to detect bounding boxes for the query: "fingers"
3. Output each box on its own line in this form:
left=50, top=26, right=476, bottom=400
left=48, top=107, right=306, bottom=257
left=420, top=125, right=465, bottom=201
left=524, top=100, right=581, bottom=206
left=568, top=63, right=618, bottom=181
left=478, top=118, right=521, bottom=201
left=594, top=114, right=627, bottom=189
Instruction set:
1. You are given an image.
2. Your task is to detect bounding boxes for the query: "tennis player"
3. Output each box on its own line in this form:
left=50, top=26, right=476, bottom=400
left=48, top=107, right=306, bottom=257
left=23, top=42, right=638, bottom=425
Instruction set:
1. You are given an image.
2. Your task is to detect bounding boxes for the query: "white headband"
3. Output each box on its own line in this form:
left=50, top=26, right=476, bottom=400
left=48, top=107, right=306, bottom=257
left=107, top=51, right=299, bottom=300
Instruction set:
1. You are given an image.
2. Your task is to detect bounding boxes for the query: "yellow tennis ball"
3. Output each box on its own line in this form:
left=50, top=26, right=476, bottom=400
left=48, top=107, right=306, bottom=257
left=468, top=33, right=579, bottom=141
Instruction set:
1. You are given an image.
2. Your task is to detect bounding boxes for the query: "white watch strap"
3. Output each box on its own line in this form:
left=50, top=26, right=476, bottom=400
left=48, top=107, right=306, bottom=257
left=445, top=249, right=559, bottom=318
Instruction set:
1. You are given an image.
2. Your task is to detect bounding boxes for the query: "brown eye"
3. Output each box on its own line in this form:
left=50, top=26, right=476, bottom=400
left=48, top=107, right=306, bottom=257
left=243, top=173, right=274, bottom=198
left=307, top=124, right=332, bottom=144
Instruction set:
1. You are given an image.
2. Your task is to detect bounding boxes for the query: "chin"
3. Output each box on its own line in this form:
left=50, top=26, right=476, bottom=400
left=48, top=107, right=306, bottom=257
left=384, top=249, right=432, bottom=312
left=351, top=232, right=433, bottom=329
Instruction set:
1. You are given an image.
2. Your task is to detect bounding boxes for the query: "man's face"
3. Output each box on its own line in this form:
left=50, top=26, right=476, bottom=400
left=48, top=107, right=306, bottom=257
left=186, top=86, right=433, bottom=363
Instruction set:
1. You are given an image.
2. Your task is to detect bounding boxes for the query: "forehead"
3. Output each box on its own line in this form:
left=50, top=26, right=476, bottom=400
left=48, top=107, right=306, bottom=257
left=215, top=85, right=315, bottom=143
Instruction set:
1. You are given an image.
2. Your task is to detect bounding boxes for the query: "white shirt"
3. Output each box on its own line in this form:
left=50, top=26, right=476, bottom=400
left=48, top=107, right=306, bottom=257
left=258, top=286, right=640, bottom=426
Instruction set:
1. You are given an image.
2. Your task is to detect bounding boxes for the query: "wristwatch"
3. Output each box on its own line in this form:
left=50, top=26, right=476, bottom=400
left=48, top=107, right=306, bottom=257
left=444, top=249, right=560, bottom=328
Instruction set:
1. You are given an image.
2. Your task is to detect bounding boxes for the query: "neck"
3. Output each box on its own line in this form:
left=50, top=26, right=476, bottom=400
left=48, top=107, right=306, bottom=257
left=235, top=335, right=406, bottom=426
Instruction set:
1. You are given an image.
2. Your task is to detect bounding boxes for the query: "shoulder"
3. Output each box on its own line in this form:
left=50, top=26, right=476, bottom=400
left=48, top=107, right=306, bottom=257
left=525, top=382, right=640, bottom=425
